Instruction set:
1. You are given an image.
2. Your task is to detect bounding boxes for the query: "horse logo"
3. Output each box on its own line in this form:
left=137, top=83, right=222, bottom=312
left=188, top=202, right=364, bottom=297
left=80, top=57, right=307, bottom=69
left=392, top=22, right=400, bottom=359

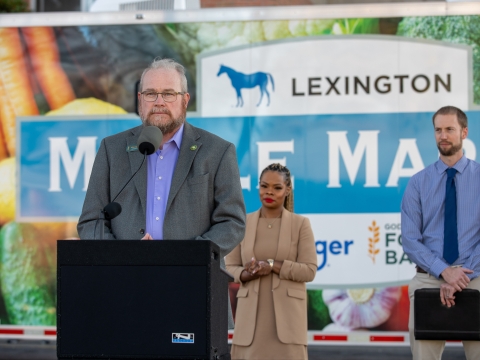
left=217, top=65, right=275, bottom=107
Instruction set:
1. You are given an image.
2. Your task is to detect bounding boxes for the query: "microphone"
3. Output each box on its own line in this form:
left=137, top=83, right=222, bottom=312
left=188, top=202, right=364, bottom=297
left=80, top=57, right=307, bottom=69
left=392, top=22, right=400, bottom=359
left=137, top=126, right=163, bottom=155
left=103, top=202, right=122, bottom=220
left=97, top=126, right=163, bottom=239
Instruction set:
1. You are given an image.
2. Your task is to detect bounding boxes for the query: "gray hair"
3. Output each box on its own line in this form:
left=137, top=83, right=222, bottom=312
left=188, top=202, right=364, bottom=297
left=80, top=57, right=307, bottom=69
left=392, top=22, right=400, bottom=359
left=139, top=58, right=188, bottom=93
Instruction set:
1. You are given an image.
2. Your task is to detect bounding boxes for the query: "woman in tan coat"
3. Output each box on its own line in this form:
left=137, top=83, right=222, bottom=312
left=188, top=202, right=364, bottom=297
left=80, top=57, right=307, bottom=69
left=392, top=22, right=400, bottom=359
left=226, top=163, right=318, bottom=360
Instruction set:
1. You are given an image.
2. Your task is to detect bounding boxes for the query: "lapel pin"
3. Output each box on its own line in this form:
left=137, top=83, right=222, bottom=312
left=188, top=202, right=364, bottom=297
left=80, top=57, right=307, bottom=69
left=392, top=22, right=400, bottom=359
left=190, top=145, right=198, bottom=151
left=126, top=145, right=138, bottom=152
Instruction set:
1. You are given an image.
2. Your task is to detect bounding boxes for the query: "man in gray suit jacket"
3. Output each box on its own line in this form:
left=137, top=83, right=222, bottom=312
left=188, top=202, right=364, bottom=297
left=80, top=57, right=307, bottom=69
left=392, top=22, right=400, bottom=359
left=77, top=58, right=246, bottom=328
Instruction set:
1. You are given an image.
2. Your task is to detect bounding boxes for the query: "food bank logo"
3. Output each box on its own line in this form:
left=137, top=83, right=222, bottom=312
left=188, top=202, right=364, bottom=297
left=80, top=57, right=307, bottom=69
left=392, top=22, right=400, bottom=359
left=216, top=65, right=275, bottom=107
left=307, top=214, right=415, bottom=287
left=368, top=220, right=380, bottom=264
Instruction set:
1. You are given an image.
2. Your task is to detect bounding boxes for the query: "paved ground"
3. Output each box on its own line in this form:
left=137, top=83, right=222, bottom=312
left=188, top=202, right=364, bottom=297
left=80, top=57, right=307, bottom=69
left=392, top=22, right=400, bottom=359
left=308, top=345, right=466, bottom=360
left=0, top=340, right=467, bottom=359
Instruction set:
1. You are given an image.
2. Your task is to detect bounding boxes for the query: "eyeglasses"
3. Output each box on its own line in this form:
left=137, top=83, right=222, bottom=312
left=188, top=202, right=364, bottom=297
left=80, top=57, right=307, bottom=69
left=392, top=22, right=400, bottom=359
left=140, top=91, right=185, bottom=103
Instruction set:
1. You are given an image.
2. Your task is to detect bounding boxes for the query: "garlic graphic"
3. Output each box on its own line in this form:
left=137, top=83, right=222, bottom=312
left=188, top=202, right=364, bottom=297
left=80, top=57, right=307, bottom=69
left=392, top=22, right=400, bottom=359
left=322, top=323, right=352, bottom=332
left=322, top=287, right=401, bottom=329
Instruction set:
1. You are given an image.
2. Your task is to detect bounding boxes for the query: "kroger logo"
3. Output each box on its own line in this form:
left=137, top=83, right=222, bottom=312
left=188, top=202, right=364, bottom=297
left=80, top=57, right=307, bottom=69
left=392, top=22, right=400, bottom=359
left=217, top=65, right=275, bottom=107
left=316, top=240, right=354, bottom=271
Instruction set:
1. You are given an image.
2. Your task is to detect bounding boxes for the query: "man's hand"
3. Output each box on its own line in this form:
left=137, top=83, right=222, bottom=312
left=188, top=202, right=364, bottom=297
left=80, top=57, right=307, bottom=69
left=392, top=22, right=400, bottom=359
left=141, top=233, right=153, bottom=240
left=440, top=266, right=473, bottom=291
left=440, top=283, right=456, bottom=307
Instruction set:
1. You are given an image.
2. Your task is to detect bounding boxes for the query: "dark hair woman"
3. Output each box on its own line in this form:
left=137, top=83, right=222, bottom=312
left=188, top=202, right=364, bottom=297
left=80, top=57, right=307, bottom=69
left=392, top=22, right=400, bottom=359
left=226, top=163, right=317, bottom=359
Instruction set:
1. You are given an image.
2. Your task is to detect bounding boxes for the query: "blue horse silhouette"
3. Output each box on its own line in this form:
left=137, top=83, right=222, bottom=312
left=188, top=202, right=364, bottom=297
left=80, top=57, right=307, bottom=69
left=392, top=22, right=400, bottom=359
left=217, top=65, right=275, bottom=107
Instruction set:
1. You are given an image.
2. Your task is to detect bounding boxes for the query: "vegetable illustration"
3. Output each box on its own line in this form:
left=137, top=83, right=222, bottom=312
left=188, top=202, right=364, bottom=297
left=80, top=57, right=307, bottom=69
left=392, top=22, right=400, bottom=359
left=46, top=97, right=127, bottom=116
left=0, top=222, right=62, bottom=325
left=164, top=18, right=379, bottom=66
left=160, top=18, right=380, bottom=89
left=0, top=0, right=29, bottom=13
left=0, top=26, right=126, bottom=325
left=332, top=18, right=379, bottom=35
left=375, top=285, right=409, bottom=331
left=307, top=289, right=333, bottom=330
left=0, top=27, right=39, bottom=155
left=22, top=27, right=76, bottom=111
left=0, top=157, right=16, bottom=225
left=322, top=287, right=401, bottom=329
left=0, top=79, right=12, bottom=161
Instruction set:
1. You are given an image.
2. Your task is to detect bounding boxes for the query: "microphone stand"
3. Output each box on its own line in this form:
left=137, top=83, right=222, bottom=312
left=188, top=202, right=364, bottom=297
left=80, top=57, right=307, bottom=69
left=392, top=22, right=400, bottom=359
left=97, top=153, right=147, bottom=240
left=110, top=153, right=146, bottom=204
left=99, top=210, right=106, bottom=240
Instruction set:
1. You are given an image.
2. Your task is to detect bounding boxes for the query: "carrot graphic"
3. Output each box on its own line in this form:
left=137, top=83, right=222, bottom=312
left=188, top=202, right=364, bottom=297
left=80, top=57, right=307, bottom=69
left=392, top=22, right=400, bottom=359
left=0, top=78, right=13, bottom=161
left=0, top=27, right=39, bottom=156
left=22, top=27, right=75, bottom=111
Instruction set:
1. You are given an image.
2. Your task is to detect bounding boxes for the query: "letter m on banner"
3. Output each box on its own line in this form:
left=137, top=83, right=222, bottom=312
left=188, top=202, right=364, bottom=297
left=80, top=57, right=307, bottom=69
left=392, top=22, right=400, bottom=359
left=327, top=131, right=379, bottom=188
left=48, top=137, right=97, bottom=192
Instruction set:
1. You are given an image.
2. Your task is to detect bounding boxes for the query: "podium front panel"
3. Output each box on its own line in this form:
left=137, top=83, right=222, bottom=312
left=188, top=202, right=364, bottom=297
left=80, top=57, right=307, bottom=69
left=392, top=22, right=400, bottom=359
left=57, top=240, right=230, bottom=360
left=60, top=265, right=207, bottom=356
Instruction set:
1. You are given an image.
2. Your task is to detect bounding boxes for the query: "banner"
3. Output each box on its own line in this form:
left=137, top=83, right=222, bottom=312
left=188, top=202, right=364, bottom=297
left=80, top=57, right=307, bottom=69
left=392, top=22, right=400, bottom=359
left=200, top=36, right=472, bottom=116
left=2, top=13, right=480, bottom=334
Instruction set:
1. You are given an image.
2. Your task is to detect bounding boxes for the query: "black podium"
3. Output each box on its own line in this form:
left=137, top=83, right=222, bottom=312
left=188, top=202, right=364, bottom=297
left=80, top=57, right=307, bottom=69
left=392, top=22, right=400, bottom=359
left=57, top=240, right=232, bottom=360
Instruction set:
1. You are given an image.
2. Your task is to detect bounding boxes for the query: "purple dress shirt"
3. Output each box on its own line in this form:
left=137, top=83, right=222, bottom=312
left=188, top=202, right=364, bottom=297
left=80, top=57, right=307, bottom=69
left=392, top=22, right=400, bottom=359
left=145, top=124, right=184, bottom=239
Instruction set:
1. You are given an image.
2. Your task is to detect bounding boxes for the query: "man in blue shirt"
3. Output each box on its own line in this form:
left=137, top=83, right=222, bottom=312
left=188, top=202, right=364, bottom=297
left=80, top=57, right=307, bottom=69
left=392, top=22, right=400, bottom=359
left=402, top=106, right=480, bottom=359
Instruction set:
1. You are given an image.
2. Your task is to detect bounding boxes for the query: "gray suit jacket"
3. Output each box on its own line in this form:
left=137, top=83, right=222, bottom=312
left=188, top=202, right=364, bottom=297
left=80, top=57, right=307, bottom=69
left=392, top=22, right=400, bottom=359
left=77, top=122, right=246, bottom=327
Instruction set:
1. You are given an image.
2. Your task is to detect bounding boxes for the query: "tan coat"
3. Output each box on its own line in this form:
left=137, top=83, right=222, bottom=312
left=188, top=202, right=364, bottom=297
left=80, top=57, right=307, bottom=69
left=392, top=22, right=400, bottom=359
left=225, top=208, right=318, bottom=346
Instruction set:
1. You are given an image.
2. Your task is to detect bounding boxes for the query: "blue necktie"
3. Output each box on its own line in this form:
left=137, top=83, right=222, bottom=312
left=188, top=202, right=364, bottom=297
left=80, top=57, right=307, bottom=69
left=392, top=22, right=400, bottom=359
left=443, top=168, right=459, bottom=264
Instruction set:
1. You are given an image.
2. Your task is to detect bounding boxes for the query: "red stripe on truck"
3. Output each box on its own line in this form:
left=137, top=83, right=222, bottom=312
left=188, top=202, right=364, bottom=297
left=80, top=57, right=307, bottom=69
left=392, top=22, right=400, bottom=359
left=313, top=335, right=348, bottom=341
left=370, top=335, right=404, bottom=342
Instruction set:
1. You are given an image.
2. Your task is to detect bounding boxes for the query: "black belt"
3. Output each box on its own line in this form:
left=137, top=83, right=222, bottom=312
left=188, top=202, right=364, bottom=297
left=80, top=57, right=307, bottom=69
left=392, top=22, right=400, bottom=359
left=416, top=265, right=463, bottom=275
left=416, top=266, right=428, bottom=274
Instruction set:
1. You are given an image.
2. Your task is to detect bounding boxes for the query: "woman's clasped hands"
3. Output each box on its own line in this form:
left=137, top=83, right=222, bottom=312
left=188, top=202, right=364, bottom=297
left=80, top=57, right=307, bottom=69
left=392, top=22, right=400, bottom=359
left=245, top=257, right=272, bottom=276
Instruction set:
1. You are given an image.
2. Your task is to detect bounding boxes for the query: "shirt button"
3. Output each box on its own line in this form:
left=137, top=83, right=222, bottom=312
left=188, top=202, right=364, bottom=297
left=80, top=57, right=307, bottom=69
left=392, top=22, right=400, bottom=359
left=158, top=176, right=162, bottom=180
left=155, top=217, right=159, bottom=221
left=160, top=156, right=163, bottom=160
left=157, top=197, right=160, bottom=200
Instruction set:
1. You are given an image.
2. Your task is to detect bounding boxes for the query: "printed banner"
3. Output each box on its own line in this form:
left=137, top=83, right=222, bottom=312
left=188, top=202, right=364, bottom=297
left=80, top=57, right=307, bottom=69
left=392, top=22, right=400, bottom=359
left=19, top=111, right=480, bottom=220
left=18, top=111, right=480, bottom=290
left=200, top=36, right=473, bottom=117
left=2, top=14, right=480, bottom=333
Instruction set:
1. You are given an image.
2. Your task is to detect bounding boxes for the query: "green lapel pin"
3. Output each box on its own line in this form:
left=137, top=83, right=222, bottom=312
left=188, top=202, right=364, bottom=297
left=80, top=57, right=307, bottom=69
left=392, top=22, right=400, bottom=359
left=190, top=145, right=198, bottom=151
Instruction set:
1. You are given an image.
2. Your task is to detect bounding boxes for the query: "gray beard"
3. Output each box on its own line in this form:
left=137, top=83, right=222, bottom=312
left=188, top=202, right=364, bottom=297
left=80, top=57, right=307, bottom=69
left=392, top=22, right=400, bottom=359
left=142, top=108, right=186, bottom=136
left=437, top=141, right=463, bottom=157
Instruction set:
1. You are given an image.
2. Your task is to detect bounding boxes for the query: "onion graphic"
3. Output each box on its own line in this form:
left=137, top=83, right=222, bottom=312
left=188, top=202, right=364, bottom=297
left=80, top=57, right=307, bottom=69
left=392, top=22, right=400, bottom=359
left=322, top=287, right=401, bottom=329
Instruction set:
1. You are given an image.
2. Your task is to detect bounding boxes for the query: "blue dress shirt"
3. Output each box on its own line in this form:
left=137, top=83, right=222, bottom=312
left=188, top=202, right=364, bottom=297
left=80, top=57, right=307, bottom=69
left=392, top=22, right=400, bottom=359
left=401, top=156, right=480, bottom=279
left=145, top=124, right=184, bottom=239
